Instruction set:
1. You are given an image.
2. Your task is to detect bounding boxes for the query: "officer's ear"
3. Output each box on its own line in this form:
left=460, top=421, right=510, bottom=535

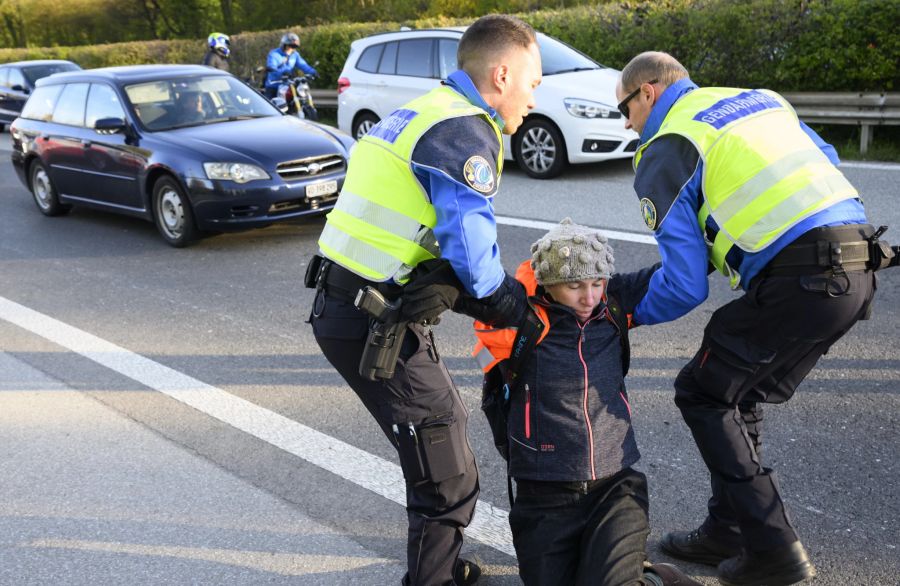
left=491, top=63, right=510, bottom=94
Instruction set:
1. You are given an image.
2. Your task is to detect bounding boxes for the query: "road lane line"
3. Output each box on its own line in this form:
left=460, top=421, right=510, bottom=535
left=839, top=161, right=900, bottom=171
left=0, top=295, right=516, bottom=558
left=496, top=215, right=657, bottom=245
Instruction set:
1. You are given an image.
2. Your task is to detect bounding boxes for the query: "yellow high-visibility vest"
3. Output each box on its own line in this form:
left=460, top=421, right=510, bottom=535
left=635, top=87, right=857, bottom=288
left=318, top=86, right=503, bottom=283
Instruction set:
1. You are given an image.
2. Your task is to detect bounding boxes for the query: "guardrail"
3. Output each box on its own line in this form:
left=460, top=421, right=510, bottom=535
left=312, top=89, right=898, bottom=155
left=311, top=88, right=338, bottom=110
left=781, top=92, right=900, bottom=154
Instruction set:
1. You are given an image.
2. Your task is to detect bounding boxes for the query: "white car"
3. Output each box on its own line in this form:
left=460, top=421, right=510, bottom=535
left=337, top=28, right=639, bottom=179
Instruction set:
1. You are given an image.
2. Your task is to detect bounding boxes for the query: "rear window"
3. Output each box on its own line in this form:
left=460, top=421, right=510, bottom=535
left=20, top=85, right=63, bottom=121
left=356, top=44, right=384, bottom=73
left=22, top=62, right=80, bottom=86
left=396, top=39, right=434, bottom=78
left=52, top=82, right=90, bottom=126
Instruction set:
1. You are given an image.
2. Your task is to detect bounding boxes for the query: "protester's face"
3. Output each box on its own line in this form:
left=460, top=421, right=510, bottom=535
left=615, top=78, right=658, bottom=135
left=493, top=42, right=542, bottom=135
left=545, top=278, right=606, bottom=322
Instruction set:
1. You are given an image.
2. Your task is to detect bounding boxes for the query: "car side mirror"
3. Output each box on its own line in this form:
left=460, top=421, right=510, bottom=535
left=94, top=117, right=127, bottom=135
left=11, top=84, right=27, bottom=93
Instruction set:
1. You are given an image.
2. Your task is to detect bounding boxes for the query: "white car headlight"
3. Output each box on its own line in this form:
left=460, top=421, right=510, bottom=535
left=564, top=98, right=619, bottom=119
left=203, top=162, right=270, bottom=184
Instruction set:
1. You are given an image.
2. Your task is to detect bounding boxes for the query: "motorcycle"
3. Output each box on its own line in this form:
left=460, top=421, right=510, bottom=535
left=276, top=74, right=318, bottom=121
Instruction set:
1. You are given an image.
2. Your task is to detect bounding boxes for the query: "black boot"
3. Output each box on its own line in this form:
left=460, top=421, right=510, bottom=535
left=660, top=527, right=742, bottom=566
left=717, top=541, right=816, bottom=586
left=454, top=553, right=482, bottom=585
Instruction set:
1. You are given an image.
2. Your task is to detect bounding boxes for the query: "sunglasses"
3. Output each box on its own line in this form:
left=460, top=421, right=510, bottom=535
left=617, top=79, right=658, bottom=119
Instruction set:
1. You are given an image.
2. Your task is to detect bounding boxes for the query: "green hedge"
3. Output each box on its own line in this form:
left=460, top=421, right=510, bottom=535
left=0, top=0, right=897, bottom=92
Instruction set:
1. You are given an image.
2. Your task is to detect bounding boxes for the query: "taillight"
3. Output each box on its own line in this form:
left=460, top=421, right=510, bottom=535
left=337, top=77, right=350, bottom=95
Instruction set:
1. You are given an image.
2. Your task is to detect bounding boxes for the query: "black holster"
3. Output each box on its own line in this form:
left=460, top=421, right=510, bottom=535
left=355, top=286, right=407, bottom=381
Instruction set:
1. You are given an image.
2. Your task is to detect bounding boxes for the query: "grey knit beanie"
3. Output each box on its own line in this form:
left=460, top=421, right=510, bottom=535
left=531, top=218, right=615, bottom=285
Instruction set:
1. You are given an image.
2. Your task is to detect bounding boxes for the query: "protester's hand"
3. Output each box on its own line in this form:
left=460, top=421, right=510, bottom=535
left=399, top=259, right=464, bottom=324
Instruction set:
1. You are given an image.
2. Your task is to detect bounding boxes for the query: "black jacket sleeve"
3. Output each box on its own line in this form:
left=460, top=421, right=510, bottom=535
left=607, top=262, right=662, bottom=316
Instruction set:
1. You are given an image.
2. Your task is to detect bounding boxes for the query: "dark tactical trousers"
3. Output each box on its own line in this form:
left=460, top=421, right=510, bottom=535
left=509, top=469, right=654, bottom=586
left=311, top=289, right=479, bottom=586
left=674, top=269, right=876, bottom=551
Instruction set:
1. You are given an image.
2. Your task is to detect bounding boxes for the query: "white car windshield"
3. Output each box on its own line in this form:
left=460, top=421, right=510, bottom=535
left=538, top=34, right=605, bottom=75
left=125, top=76, right=280, bottom=131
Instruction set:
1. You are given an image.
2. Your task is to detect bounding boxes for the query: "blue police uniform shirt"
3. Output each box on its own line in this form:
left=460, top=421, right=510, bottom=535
left=409, top=70, right=508, bottom=299
left=633, top=78, right=868, bottom=326
left=265, top=47, right=316, bottom=89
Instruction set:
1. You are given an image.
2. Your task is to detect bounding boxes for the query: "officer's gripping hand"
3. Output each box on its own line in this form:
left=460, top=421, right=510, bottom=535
left=455, top=273, right=527, bottom=328
left=399, top=259, right=464, bottom=324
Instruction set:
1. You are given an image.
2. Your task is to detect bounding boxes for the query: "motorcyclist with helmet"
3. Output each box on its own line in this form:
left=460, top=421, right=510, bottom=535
left=265, top=32, right=317, bottom=98
left=203, top=32, right=231, bottom=72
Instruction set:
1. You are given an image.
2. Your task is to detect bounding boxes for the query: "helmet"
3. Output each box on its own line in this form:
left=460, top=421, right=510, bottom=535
left=280, top=32, right=300, bottom=48
left=207, top=32, right=230, bottom=57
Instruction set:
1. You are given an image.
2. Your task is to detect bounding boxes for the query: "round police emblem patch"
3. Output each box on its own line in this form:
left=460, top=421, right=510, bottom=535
left=463, top=156, right=495, bottom=193
left=640, top=197, right=658, bottom=231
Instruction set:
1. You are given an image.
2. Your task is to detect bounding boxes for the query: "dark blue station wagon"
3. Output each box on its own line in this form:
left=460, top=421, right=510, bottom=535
left=10, top=65, right=353, bottom=246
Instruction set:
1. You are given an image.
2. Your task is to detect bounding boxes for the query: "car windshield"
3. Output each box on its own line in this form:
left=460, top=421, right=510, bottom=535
left=22, top=62, right=80, bottom=85
left=125, top=75, right=280, bottom=131
left=538, top=34, right=605, bottom=75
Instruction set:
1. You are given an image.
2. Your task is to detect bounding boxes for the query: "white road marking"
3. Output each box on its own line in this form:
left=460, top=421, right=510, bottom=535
left=496, top=215, right=657, bottom=245
left=840, top=161, right=900, bottom=171
left=0, top=295, right=516, bottom=558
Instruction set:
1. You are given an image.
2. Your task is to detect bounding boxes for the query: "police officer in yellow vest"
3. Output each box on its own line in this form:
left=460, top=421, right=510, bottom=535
left=616, top=52, right=884, bottom=586
left=308, top=15, right=542, bottom=586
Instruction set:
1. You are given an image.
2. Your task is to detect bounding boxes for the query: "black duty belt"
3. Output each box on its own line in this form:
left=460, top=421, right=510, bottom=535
left=313, top=255, right=402, bottom=303
left=764, top=223, right=874, bottom=276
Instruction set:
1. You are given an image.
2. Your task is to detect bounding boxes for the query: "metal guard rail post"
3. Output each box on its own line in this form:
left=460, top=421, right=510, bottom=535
left=781, top=92, right=900, bottom=154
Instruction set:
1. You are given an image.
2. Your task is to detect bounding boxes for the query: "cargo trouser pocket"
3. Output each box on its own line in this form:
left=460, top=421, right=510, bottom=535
left=690, top=326, right=777, bottom=406
left=418, top=413, right=467, bottom=483
left=394, top=411, right=467, bottom=484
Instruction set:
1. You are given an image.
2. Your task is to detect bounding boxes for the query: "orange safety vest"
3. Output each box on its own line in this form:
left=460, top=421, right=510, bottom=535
left=471, top=260, right=551, bottom=373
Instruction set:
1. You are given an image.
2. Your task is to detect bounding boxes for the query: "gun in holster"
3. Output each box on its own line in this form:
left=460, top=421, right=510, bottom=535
left=354, top=286, right=407, bottom=381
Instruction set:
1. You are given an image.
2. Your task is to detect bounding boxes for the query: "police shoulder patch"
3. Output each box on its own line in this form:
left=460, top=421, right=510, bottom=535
left=463, top=155, right=495, bottom=194
left=640, top=197, right=658, bottom=231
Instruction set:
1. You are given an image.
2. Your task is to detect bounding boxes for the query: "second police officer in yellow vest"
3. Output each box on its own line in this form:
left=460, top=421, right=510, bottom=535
left=617, top=51, right=879, bottom=586
left=309, top=15, right=542, bottom=586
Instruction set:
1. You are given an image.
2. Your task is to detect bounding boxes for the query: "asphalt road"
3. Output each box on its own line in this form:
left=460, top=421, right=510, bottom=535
left=1, top=132, right=898, bottom=585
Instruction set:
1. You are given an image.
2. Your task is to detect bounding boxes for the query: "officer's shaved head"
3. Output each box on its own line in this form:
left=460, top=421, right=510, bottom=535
left=458, top=15, right=537, bottom=87
left=620, top=51, right=689, bottom=93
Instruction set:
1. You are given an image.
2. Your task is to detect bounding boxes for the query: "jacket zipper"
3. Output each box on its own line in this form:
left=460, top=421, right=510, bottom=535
left=578, top=314, right=603, bottom=480
left=524, top=384, right=531, bottom=439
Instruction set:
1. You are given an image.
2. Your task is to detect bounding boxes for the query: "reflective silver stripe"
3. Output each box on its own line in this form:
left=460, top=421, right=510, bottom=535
left=710, top=148, right=830, bottom=222
left=474, top=346, right=496, bottom=371
left=319, top=222, right=400, bottom=280
left=735, top=173, right=857, bottom=251
left=334, top=189, right=422, bottom=239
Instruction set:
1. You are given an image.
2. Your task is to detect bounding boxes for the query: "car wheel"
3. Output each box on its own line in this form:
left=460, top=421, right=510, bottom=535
left=302, top=105, right=319, bottom=121
left=152, top=176, right=199, bottom=247
left=352, top=112, right=379, bottom=140
left=29, top=160, right=71, bottom=216
left=515, top=118, right=567, bottom=179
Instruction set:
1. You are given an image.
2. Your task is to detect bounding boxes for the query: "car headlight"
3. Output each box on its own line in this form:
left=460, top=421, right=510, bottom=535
left=564, top=98, right=621, bottom=119
left=203, top=162, right=270, bottom=184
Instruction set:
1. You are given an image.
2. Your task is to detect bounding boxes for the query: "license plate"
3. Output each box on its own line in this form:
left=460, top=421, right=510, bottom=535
left=306, top=180, right=338, bottom=198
